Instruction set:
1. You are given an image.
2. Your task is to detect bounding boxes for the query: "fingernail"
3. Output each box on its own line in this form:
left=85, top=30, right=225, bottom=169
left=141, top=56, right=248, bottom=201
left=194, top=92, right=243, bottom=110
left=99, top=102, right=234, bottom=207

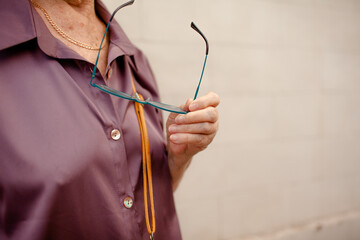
left=169, top=125, right=176, bottom=133
left=175, top=115, right=185, bottom=123
left=189, top=103, right=198, bottom=111
left=170, top=134, right=179, bottom=142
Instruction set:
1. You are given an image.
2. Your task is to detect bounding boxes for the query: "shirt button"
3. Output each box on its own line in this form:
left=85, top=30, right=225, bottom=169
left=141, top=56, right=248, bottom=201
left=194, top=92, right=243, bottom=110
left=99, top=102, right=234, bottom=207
left=111, top=129, right=121, bottom=140
left=123, top=197, right=134, bottom=209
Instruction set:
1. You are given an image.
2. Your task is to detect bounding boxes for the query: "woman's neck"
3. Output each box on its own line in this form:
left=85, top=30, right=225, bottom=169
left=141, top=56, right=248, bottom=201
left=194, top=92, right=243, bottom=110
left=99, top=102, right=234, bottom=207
left=33, top=0, right=99, bottom=33
left=32, top=0, right=109, bottom=76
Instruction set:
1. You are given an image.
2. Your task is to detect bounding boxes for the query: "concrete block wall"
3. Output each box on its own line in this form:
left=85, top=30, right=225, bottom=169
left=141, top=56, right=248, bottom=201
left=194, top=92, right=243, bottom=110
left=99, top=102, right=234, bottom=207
left=102, top=0, right=360, bottom=239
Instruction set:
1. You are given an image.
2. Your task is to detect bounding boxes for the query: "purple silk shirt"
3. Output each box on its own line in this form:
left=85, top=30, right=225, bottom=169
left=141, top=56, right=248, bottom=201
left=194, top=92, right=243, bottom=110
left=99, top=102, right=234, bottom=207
left=0, top=1, right=182, bottom=239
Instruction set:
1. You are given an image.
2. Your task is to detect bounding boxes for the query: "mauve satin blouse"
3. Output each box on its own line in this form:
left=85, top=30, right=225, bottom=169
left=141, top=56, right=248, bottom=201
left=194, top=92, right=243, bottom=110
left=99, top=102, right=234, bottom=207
left=0, top=1, right=182, bottom=239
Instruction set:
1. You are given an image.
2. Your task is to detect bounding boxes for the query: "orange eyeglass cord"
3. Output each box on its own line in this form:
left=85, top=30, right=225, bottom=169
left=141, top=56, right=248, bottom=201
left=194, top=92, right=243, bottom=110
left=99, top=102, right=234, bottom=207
left=131, top=76, right=156, bottom=239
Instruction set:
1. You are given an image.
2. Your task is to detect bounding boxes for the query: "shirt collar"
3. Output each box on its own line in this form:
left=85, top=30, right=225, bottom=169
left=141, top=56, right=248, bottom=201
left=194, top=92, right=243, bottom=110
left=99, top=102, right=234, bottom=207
left=0, top=0, right=36, bottom=51
left=0, top=0, right=138, bottom=58
left=96, top=1, right=138, bottom=56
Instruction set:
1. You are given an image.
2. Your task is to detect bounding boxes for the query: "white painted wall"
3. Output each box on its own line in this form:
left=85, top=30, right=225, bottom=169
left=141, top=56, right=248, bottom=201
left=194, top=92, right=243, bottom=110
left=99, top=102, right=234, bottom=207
left=102, top=0, right=360, bottom=239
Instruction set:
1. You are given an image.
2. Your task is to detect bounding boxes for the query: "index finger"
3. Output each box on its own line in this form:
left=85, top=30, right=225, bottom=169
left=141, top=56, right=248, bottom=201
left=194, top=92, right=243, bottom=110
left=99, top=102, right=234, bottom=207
left=189, top=92, right=220, bottom=111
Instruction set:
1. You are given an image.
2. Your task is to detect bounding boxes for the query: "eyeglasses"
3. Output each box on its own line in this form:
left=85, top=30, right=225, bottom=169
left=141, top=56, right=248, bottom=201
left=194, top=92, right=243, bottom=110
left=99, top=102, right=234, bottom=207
left=90, top=0, right=209, bottom=114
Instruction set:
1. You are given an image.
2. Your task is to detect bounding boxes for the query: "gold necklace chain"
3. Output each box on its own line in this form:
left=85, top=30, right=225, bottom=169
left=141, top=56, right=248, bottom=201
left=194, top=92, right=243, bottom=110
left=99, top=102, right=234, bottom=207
left=30, top=0, right=104, bottom=50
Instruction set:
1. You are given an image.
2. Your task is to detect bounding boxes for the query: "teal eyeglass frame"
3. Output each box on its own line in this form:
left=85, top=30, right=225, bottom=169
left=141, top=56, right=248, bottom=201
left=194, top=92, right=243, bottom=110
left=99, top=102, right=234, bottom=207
left=90, top=0, right=209, bottom=114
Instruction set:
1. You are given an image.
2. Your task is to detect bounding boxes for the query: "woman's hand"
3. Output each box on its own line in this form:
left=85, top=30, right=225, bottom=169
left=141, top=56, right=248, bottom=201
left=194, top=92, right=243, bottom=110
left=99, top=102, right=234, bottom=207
left=166, top=92, right=220, bottom=191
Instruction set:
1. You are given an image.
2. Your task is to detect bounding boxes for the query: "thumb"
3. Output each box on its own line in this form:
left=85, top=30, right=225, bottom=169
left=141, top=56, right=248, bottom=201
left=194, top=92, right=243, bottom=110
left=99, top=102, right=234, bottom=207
left=180, top=98, right=193, bottom=113
left=166, top=98, right=193, bottom=128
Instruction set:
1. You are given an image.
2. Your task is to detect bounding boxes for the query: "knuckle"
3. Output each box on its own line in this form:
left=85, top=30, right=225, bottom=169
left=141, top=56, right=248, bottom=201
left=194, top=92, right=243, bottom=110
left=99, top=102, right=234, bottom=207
left=207, top=107, right=218, bottom=122
left=199, top=136, right=211, bottom=146
left=198, top=136, right=207, bottom=146
left=209, top=91, right=220, bottom=102
left=202, top=122, right=215, bottom=134
left=200, top=122, right=211, bottom=134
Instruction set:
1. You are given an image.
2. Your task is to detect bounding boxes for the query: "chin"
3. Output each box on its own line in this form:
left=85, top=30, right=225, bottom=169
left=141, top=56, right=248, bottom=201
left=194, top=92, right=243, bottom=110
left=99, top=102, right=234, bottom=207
left=64, top=0, right=84, bottom=6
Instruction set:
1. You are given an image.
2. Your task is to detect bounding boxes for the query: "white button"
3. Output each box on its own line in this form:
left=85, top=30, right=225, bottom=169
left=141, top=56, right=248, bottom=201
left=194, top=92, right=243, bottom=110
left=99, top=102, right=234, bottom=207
left=123, top=197, right=133, bottom=209
left=111, top=129, right=121, bottom=140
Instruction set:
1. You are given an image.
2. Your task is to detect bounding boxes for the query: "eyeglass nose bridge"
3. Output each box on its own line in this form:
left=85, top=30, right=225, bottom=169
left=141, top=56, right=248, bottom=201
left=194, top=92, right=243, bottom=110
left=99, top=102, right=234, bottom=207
left=133, top=92, right=150, bottom=105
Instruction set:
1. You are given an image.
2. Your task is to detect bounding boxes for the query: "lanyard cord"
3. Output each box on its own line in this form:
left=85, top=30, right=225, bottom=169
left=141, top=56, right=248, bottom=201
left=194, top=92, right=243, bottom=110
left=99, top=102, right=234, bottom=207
left=130, top=74, right=156, bottom=238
